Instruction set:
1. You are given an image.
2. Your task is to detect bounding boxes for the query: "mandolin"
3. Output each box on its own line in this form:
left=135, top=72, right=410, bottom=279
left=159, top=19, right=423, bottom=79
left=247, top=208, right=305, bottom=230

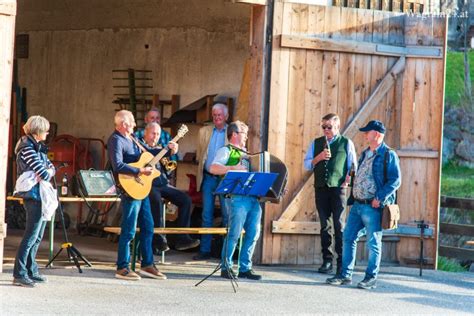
left=119, top=124, right=188, bottom=200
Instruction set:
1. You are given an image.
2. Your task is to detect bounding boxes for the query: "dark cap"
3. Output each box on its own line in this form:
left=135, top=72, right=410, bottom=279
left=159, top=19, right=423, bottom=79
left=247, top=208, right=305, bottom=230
left=359, top=120, right=386, bottom=134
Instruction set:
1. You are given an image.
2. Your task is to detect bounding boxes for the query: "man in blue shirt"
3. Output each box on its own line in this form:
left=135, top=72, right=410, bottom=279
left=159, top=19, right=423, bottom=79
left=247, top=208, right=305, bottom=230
left=327, top=120, right=401, bottom=290
left=140, top=122, right=200, bottom=253
left=193, top=103, right=229, bottom=260
left=107, top=110, right=166, bottom=281
left=210, top=121, right=263, bottom=280
left=135, top=108, right=178, bottom=162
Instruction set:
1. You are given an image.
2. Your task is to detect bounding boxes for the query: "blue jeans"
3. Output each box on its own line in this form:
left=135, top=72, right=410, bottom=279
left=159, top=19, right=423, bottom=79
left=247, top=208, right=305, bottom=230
left=199, top=173, right=227, bottom=253
left=341, top=202, right=383, bottom=279
left=13, top=200, right=47, bottom=279
left=117, top=196, right=154, bottom=269
left=221, top=196, right=262, bottom=272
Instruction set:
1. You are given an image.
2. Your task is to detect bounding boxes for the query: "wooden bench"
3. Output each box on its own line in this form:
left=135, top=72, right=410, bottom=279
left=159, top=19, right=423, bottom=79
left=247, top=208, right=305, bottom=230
left=104, top=226, right=243, bottom=270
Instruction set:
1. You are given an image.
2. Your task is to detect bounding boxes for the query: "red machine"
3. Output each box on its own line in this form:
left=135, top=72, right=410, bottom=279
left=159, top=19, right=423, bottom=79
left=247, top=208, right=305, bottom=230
left=47, top=134, right=94, bottom=183
left=48, top=134, right=80, bottom=183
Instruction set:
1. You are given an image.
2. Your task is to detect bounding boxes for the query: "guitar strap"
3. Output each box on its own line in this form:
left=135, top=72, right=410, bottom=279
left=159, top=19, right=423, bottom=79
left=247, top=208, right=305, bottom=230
left=129, top=134, right=148, bottom=153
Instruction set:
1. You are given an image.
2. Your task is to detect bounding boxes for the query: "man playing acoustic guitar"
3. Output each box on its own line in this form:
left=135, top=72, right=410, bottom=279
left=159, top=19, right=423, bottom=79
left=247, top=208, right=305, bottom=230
left=107, top=110, right=166, bottom=281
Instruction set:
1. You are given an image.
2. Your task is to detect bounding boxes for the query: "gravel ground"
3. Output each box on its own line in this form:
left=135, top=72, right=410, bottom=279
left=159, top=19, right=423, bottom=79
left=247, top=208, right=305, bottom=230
left=1, top=230, right=473, bottom=315
left=1, top=262, right=473, bottom=315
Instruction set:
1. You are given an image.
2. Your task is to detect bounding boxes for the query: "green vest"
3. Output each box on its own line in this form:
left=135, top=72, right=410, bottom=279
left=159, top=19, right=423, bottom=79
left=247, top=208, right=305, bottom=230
left=225, top=145, right=243, bottom=167
left=313, top=135, right=349, bottom=188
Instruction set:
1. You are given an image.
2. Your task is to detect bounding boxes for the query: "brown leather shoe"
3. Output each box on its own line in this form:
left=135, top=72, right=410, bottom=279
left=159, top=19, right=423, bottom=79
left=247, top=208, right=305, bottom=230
left=115, top=268, right=141, bottom=281
left=140, top=265, right=167, bottom=280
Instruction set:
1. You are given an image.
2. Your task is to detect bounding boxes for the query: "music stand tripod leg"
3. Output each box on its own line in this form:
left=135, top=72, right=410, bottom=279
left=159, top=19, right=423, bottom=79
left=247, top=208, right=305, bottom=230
left=195, top=196, right=238, bottom=293
left=70, top=245, right=92, bottom=267
left=46, top=177, right=91, bottom=273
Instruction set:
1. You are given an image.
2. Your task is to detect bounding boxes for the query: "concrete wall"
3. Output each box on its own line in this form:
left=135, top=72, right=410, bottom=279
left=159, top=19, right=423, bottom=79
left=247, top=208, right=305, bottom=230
left=14, top=0, right=250, bottom=228
left=15, top=0, right=250, bottom=140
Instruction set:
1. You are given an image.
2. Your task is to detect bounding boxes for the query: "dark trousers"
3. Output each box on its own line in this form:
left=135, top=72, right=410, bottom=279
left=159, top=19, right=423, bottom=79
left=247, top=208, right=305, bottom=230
left=149, top=184, right=192, bottom=244
left=315, top=186, right=347, bottom=265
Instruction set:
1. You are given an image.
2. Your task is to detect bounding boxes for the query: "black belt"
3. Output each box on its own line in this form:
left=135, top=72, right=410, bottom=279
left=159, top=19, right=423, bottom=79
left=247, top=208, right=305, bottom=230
left=354, top=198, right=373, bottom=205
left=204, top=169, right=219, bottom=178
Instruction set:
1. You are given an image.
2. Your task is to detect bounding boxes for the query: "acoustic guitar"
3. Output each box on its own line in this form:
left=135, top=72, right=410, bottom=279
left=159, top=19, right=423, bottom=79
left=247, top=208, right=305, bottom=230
left=119, top=125, right=188, bottom=200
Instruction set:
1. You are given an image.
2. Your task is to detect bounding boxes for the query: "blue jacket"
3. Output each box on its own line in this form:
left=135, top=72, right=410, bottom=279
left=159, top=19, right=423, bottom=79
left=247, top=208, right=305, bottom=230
left=348, top=142, right=401, bottom=207
left=107, top=130, right=142, bottom=176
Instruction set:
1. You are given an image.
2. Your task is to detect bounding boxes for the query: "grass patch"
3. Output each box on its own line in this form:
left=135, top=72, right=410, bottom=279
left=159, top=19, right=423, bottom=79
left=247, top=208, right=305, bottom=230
left=445, top=51, right=474, bottom=107
left=437, top=256, right=468, bottom=272
left=441, top=162, right=474, bottom=198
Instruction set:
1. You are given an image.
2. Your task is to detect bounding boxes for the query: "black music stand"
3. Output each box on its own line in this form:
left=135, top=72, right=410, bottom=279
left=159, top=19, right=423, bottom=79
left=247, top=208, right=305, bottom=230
left=195, top=171, right=277, bottom=292
left=45, top=177, right=92, bottom=273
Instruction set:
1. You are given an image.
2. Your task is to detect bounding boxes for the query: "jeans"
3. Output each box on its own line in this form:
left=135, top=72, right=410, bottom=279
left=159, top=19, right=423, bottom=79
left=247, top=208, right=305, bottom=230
left=13, top=200, right=47, bottom=279
left=315, top=187, right=347, bottom=265
left=199, top=173, right=227, bottom=253
left=221, top=196, right=262, bottom=272
left=117, top=196, right=154, bottom=269
left=149, top=184, right=193, bottom=243
left=341, top=202, right=383, bottom=279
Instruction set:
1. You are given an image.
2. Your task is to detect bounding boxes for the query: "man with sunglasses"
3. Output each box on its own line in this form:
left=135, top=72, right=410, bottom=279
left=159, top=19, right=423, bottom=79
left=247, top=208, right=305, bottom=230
left=304, top=113, right=357, bottom=275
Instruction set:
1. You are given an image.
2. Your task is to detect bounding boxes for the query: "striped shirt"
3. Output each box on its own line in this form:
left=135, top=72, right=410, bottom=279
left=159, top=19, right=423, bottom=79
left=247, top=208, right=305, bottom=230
left=19, top=144, right=54, bottom=181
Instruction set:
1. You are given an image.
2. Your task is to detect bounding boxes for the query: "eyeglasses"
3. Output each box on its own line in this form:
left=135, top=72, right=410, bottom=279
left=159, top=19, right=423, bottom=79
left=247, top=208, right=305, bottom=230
left=321, top=125, right=333, bottom=130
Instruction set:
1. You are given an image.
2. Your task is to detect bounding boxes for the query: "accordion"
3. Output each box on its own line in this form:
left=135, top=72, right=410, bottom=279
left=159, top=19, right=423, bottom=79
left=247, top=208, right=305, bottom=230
left=248, top=151, right=288, bottom=203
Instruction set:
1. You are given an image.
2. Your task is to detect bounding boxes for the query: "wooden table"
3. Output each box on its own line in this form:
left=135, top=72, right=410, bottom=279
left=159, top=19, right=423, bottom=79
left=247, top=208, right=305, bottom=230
left=7, top=196, right=121, bottom=262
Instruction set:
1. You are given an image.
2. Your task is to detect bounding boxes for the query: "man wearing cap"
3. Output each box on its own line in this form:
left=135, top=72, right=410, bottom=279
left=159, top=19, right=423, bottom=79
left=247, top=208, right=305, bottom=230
left=304, top=113, right=357, bottom=275
left=327, top=120, right=401, bottom=290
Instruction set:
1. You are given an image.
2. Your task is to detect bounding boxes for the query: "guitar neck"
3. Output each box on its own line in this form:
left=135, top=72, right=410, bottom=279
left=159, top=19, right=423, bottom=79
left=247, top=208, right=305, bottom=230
left=148, top=134, right=182, bottom=166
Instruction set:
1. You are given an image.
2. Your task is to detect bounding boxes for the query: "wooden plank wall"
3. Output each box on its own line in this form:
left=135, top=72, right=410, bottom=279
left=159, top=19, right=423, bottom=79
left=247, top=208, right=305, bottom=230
left=332, top=0, right=432, bottom=13
left=262, top=2, right=446, bottom=265
left=0, top=0, right=17, bottom=273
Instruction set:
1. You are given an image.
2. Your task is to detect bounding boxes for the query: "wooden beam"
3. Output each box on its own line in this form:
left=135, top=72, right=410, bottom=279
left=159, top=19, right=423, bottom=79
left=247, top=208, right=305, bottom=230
left=272, top=221, right=434, bottom=236
left=440, top=223, right=474, bottom=237
left=280, top=34, right=443, bottom=59
left=440, top=196, right=474, bottom=210
left=272, top=221, right=321, bottom=235
left=402, top=256, right=435, bottom=265
left=234, top=0, right=267, bottom=5
left=278, top=177, right=314, bottom=222
left=0, top=1, right=16, bottom=273
left=343, top=56, right=405, bottom=139
left=0, top=2, right=16, bottom=16
left=439, top=246, right=474, bottom=261
left=396, top=149, right=439, bottom=158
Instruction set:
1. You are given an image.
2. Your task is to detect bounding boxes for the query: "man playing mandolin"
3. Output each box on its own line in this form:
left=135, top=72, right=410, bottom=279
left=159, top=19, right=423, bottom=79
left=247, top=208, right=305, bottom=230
left=107, top=110, right=166, bottom=281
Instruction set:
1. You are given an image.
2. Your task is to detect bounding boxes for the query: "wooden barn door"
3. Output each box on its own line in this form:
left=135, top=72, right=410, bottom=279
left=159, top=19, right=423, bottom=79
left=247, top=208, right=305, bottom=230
left=0, top=0, right=16, bottom=272
left=262, top=2, right=446, bottom=266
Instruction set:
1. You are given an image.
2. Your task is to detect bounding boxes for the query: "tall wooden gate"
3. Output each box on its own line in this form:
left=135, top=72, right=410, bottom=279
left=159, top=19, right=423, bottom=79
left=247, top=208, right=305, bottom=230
left=262, top=2, right=446, bottom=265
left=0, top=0, right=16, bottom=272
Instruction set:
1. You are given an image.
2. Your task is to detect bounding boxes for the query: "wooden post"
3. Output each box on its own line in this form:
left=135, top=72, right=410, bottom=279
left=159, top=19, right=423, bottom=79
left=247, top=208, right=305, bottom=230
left=0, top=0, right=17, bottom=273
left=247, top=4, right=267, bottom=154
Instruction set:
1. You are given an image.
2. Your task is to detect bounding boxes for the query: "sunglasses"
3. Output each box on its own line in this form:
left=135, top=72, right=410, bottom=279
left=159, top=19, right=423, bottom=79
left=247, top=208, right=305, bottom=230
left=321, top=125, right=333, bottom=130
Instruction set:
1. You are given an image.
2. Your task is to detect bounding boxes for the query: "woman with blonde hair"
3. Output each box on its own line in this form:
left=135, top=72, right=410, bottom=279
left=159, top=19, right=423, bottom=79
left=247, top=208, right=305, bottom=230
left=13, top=115, right=55, bottom=287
